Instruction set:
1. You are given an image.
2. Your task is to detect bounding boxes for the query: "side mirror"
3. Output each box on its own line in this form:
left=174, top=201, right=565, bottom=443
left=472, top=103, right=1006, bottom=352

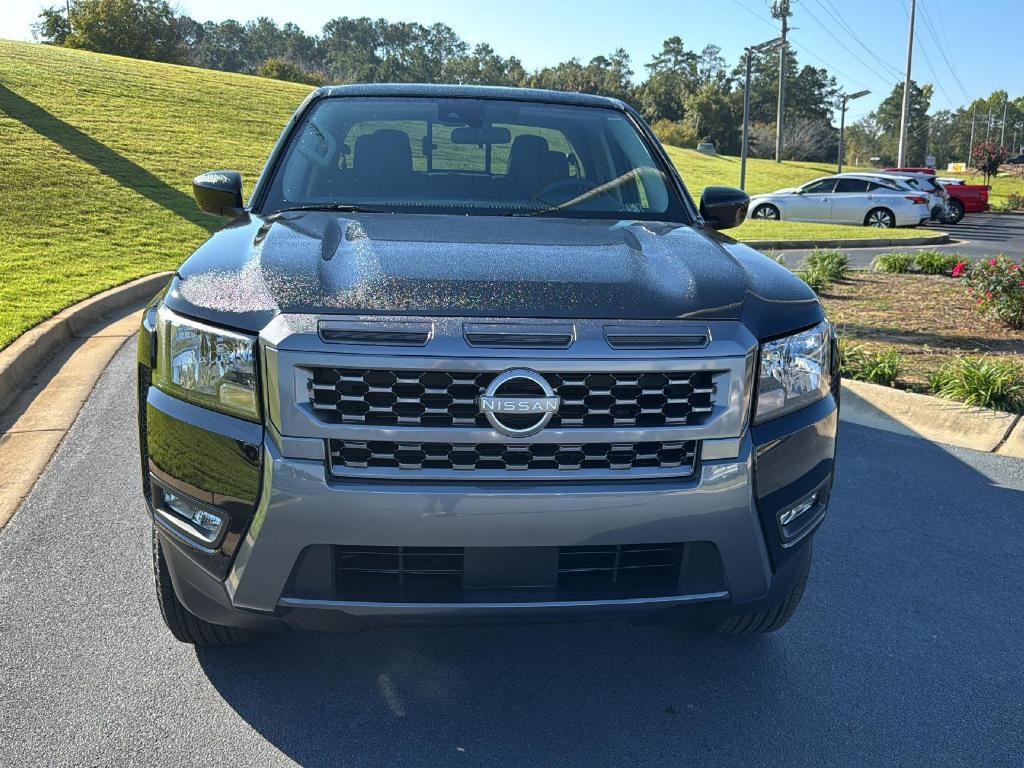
left=699, top=186, right=750, bottom=230
left=192, top=171, right=244, bottom=218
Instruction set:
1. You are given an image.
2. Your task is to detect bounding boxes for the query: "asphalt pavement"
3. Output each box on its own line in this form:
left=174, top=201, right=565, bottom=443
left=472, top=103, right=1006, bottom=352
left=778, top=211, right=1024, bottom=268
left=2, top=340, right=1024, bottom=767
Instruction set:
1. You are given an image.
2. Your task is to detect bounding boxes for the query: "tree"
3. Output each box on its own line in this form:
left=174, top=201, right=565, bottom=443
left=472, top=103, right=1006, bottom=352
left=31, top=6, right=71, bottom=45
left=971, top=141, right=1007, bottom=185
left=36, top=0, right=185, bottom=63
left=530, top=50, right=635, bottom=102
left=874, top=80, right=933, bottom=166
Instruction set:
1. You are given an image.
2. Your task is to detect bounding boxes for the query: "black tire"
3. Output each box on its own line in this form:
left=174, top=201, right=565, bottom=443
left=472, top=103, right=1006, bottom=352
left=864, top=207, right=896, bottom=228
left=152, top=526, right=251, bottom=646
left=716, top=544, right=812, bottom=635
left=751, top=203, right=781, bottom=221
left=944, top=199, right=965, bottom=224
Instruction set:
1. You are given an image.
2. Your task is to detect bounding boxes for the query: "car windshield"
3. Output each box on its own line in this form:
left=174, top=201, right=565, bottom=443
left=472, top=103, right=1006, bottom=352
left=259, top=96, right=686, bottom=220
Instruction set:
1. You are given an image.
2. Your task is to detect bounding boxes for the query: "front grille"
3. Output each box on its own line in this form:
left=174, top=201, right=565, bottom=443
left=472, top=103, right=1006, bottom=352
left=325, top=544, right=686, bottom=602
left=329, top=439, right=698, bottom=475
left=308, top=368, right=716, bottom=428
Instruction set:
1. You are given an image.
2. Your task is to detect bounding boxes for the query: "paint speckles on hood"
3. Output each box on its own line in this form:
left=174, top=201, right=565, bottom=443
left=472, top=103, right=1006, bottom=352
left=166, top=211, right=817, bottom=334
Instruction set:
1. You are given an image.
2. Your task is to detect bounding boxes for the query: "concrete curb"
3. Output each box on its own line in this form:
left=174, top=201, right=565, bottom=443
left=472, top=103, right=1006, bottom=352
left=742, top=232, right=950, bottom=250
left=0, top=273, right=172, bottom=415
left=840, top=378, right=1023, bottom=458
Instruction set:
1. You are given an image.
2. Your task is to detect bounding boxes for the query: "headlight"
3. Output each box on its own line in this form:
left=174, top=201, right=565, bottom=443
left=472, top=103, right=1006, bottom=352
left=754, top=321, right=832, bottom=424
left=154, top=305, right=259, bottom=421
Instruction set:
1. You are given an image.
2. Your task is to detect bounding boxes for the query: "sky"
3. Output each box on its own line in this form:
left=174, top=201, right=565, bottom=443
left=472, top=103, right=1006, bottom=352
left=3, top=0, right=1021, bottom=120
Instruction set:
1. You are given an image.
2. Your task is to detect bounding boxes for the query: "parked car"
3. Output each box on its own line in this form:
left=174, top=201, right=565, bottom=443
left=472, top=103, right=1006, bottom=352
left=747, top=173, right=930, bottom=228
left=886, top=167, right=988, bottom=223
left=870, top=170, right=950, bottom=222
left=138, top=84, right=839, bottom=645
left=1007, top=154, right=1024, bottom=165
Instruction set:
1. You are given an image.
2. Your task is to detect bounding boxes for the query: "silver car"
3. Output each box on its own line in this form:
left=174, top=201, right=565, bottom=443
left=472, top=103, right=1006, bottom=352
left=747, top=173, right=931, bottom=228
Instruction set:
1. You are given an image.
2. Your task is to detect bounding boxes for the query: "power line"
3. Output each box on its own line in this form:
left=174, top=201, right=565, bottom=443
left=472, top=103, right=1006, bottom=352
left=796, top=0, right=896, bottom=86
left=916, top=0, right=971, bottom=101
left=813, top=0, right=904, bottom=80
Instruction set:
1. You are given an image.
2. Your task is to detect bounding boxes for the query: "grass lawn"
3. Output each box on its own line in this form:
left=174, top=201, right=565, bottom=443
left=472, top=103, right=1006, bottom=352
left=0, top=40, right=935, bottom=350
left=820, top=272, right=1024, bottom=393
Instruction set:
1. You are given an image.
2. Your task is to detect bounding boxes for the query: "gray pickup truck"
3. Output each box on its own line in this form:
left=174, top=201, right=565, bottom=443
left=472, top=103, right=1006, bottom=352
left=138, top=84, right=839, bottom=645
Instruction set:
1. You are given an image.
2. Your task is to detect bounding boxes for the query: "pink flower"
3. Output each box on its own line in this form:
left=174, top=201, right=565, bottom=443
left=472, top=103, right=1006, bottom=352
left=977, top=298, right=985, bottom=305
left=990, top=258, right=999, bottom=266
left=986, top=291, right=994, bottom=299
left=967, top=287, right=975, bottom=293
left=952, top=261, right=967, bottom=278
left=1012, top=263, right=1021, bottom=271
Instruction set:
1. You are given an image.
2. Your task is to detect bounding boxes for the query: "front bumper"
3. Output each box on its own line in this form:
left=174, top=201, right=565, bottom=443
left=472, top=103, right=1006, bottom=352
left=147, top=386, right=838, bottom=631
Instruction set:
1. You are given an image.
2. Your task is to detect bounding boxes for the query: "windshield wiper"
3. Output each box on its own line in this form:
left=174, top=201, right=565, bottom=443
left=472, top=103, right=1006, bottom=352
left=270, top=203, right=378, bottom=215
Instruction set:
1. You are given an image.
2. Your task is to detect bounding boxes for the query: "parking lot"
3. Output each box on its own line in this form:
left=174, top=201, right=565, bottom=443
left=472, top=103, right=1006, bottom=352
left=781, top=211, right=1024, bottom=268
left=1, top=341, right=1022, bottom=767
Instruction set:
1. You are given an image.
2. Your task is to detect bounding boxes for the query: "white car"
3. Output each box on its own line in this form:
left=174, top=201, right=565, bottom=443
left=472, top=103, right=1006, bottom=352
left=747, top=174, right=931, bottom=228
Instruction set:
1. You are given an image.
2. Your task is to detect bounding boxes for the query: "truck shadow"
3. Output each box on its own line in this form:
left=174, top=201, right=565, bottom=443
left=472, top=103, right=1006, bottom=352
left=195, top=421, right=1024, bottom=767
left=0, top=84, right=219, bottom=233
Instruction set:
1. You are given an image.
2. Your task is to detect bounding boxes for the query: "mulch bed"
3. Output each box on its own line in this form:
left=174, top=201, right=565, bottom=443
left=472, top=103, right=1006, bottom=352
left=819, top=273, right=1024, bottom=391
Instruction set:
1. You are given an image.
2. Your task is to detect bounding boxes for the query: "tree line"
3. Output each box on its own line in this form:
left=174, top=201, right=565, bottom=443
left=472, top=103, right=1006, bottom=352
left=34, top=0, right=1022, bottom=167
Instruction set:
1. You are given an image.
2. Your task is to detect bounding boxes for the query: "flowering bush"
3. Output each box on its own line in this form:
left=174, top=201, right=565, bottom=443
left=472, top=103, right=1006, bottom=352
left=955, top=256, right=1024, bottom=328
left=970, top=141, right=1007, bottom=185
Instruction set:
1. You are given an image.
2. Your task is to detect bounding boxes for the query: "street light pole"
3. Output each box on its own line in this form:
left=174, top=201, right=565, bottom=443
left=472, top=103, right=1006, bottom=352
left=740, top=37, right=783, bottom=190
left=837, top=90, right=869, bottom=174
left=897, top=0, right=916, bottom=167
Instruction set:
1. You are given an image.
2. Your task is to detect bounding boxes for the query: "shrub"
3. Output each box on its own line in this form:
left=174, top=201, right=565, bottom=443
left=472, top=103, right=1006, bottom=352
left=872, top=252, right=915, bottom=274
left=913, top=250, right=962, bottom=275
left=1006, top=192, right=1024, bottom=211
left=650, top=119, right=698, bottom=148
left=797, top=269, right=828, bottom=292
left=839, top=341, right=901, bottom=386
left=929, top=356, right=1024, bottom=412
left=956, top=256, right=1024, bottom=328
left=804, top=248, right=850, bottom=281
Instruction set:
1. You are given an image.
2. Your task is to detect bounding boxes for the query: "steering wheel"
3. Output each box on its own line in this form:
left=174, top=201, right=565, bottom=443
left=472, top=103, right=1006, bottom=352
left=534, top=177, right=617, bottom=207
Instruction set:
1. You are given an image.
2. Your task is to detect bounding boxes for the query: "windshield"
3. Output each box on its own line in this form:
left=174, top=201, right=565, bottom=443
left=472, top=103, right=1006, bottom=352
left=260, top=97, right=686, bottom=220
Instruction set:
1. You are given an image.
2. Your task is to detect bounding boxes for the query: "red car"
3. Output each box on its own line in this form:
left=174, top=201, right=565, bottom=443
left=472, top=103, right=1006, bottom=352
left=886, top=168, right=989, bottom=223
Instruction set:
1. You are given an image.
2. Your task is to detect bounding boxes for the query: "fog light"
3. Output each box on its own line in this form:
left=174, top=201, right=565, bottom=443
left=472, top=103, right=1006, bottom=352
left=161, top=490, right=225, bottom=545
left=779, top=494, right=817, bottom=526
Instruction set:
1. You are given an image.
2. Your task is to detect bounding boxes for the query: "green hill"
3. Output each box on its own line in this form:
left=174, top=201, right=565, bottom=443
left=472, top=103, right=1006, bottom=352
left=0, top=39, right=922, bottom=350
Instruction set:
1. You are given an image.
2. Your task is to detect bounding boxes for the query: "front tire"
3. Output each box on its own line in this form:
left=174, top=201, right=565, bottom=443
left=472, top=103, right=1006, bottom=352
left=943, top=199, right=965, bottom=224
left=152, top=526, right=251, bottom=646
left=716, top=544, right=812, bottom=635
left=865, top=207, right=896, bottom=228
left=751, top=203, right=781, bottom=221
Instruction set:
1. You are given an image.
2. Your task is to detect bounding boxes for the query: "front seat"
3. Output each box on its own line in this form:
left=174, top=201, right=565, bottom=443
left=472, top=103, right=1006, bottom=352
left=353, top=129, right=413, bottom=197
left=505, top=135, right=569, bottom=200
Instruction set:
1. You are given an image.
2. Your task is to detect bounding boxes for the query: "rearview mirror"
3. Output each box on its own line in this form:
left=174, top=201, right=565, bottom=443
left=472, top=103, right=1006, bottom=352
left=450, top=126, right=512, bottom=145
left=193, top=171, right=244, bottom=218
left=699, top=186, right=749, bottom=230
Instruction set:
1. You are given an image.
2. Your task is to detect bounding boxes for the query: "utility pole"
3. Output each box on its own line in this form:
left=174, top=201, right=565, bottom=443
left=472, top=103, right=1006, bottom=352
left=771, top=0, right=792, bottom=163
left=837, top=90, right=870, bottom=174
left=897, top=0, right=916, bottom=167
left=1000, top=100, right=1008, bottom=148
left=740, top=37, right=784, bottom=189
left=968, top=107, right=976, bottom=160
left=65, top=0, right=72, bottom=32
left=985, top=107, right=992, bottom=143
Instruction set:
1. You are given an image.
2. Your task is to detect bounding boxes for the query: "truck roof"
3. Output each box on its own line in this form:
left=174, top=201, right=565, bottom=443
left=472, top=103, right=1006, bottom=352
left=315, top=83, right=629, bottom=111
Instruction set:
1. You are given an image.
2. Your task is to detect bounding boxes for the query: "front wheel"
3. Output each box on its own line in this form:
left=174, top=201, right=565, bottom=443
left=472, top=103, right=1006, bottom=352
left=865, top=207, right=896, bottom=228
left=152, top=526, right=251, bottom=646
left=942, top=199, right=965, bottom=224
left=716, top=544, right=812, bottom=635
left=751, top=203, right=781, bottom=221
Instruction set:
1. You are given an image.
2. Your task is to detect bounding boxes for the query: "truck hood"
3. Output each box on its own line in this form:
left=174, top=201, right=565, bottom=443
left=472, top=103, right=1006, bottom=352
left=166, top=212, right=821, bottom=337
